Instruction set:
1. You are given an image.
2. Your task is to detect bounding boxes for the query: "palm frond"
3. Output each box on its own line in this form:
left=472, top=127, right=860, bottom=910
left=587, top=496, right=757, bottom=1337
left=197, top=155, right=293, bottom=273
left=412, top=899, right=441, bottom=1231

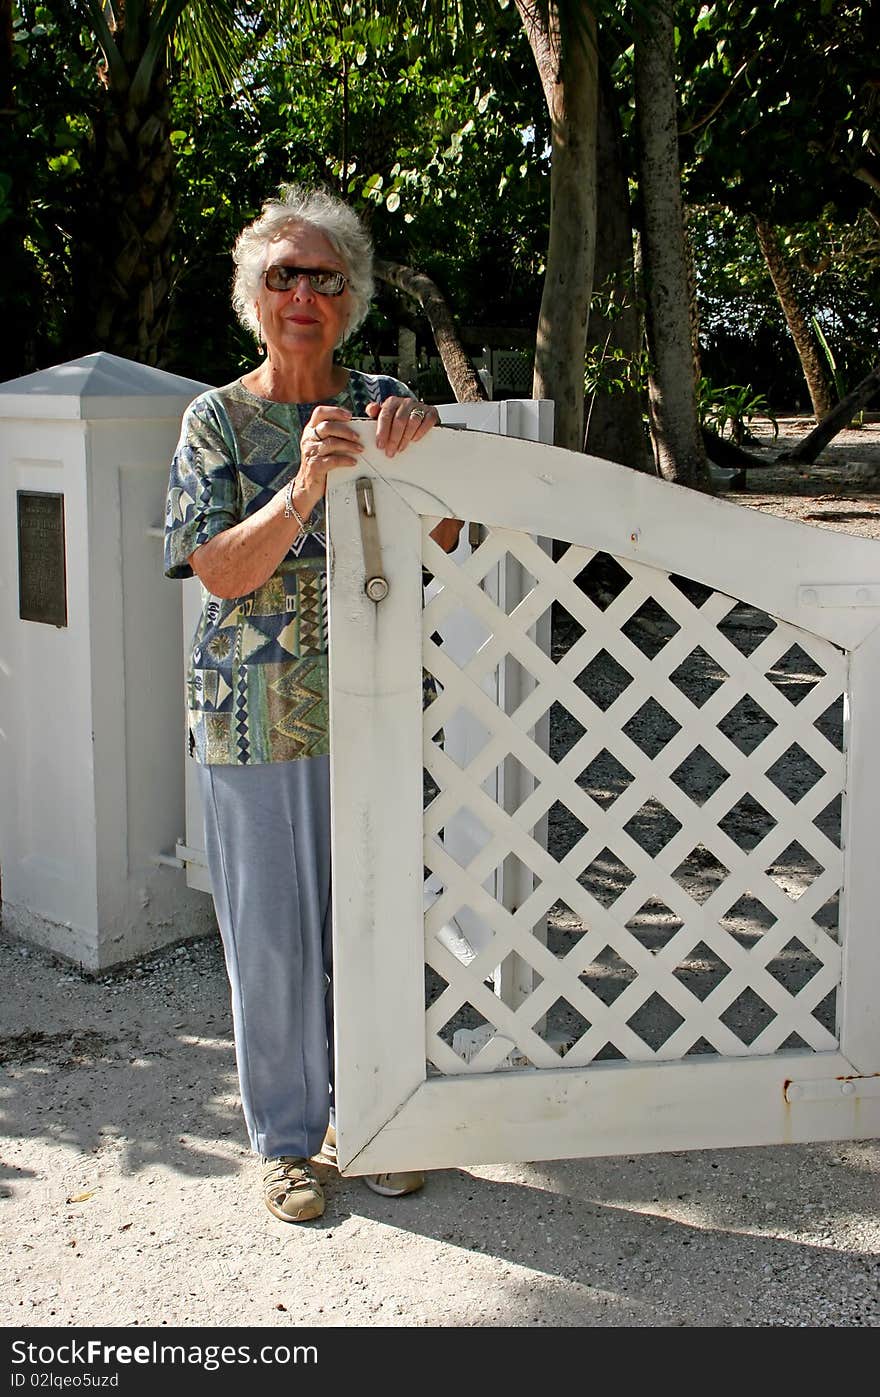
left=129, top=0, right=245, bottom=107
left=170, top=0, right=247, bottom=92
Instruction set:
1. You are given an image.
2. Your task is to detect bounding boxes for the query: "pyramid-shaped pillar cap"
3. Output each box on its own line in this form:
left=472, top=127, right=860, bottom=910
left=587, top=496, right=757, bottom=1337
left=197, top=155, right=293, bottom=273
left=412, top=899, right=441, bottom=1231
left=0, top=352, right=212, bottom=420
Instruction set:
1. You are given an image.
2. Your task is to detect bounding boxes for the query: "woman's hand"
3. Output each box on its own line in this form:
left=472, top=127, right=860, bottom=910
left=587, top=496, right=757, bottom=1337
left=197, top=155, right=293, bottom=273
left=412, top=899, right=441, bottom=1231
left=298, top=405, right=365, bottom=498
left=365, top=397, right=462, bottom=550
left=367, top=398, right=462, bottom=551
left=365, top=397, right=439, bottom=457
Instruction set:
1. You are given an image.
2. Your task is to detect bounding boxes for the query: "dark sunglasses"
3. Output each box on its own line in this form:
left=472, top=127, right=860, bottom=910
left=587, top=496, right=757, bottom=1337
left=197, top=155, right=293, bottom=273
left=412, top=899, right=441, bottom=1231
left=263, top=264, right=348, bottom=296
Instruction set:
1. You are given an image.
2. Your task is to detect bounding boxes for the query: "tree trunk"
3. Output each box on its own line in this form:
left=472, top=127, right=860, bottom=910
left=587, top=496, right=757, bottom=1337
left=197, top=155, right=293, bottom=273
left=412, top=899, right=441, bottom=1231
left=634, top=3, right=711, bottom=489
left=753, top=217, right=835, bottom=421
left=702, top=427, right=773, bottom=469
left=779, top=361, right=880, bottom=463
left=584, top=60, right=651, bottom=471
left=374, top=259, right=488, bottom=403
left=515, top=1, right=598, bottom=451
left=67, top=59, right=176, bottom=365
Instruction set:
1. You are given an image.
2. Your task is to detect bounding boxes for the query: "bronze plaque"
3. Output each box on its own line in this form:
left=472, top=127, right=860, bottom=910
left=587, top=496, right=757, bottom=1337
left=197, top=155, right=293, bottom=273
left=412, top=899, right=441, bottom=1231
left=17, top=491, right=68, bottom=627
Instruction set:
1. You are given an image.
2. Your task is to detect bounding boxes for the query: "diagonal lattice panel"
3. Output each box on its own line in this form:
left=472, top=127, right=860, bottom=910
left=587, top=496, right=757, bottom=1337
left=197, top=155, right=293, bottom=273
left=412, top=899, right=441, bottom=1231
left=421, top=524, right=846, bottom=1074
left=424, top=733, right=840, bottom=1064
left=423, top=624, right=842, bottom=941
left=423, top=641, right=842, bottom=958
left=423, top=548, right=844, bottom=877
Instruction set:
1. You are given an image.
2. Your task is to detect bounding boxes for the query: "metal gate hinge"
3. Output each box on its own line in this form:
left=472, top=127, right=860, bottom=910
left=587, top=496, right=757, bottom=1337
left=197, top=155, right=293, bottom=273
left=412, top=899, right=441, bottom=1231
left=784, top=1074, right=880, bottom=1103
left=798, top=584, right=880, bottom=607
left=355, top=477, right=389, bottom=603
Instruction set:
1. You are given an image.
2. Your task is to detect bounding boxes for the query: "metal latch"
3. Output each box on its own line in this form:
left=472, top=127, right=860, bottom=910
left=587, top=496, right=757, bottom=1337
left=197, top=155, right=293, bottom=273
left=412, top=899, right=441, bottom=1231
left=355, top=477, right=388, bottom=603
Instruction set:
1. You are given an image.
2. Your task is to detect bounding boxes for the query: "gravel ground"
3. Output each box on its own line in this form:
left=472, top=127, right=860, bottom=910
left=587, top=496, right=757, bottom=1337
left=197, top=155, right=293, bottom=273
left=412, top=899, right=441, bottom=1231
left=2, top=930, right=880, bottom=1329
left=3, top=418, right=879, bottom=1330
left=732, top=415, right=880, bottom=529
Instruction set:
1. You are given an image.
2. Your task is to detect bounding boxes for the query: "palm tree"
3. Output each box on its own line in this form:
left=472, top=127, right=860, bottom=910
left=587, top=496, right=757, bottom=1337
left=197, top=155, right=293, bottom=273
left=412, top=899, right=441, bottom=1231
left=753, top=217, right=834, bottom=420
left=67, top=0, right=243, bottom=365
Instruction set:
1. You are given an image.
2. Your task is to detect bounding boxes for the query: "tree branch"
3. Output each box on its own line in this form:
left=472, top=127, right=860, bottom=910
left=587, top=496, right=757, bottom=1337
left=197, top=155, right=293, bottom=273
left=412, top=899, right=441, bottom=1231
left=374, top=258, right=488, bottom=403
left=679, top=60, right=749, bottom=135
left=778, top=362, right=880, bottom=463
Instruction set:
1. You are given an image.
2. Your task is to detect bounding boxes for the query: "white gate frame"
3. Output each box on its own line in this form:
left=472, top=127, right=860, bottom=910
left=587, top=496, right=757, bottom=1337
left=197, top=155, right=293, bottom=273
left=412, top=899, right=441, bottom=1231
left=328, top=424, right=880, bottom=1175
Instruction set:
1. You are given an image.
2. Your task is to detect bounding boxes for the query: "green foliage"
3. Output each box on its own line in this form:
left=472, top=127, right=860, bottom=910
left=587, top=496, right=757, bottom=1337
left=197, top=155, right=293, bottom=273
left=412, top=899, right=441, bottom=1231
left=689, top=205, right=878, bottom=406
left=698, top=378, right=778, bottom=443
left=169, top=0, right=251, bottom=96
left=811, top=315, right=845, bottom=402
left=584, top=343, right=650, bottom=398
left=0, top=3, right=98, bottom=372
left=164, top=0, right=548, bottom=381
left=10, top=0, right=873, bottom=414
left=678, top=0, right=876, bottom=227
left=71, top=0, right=248, bottom=100
left=675, top=2, right=878, bottom=406
left=582, top=271, right=649, bottom=399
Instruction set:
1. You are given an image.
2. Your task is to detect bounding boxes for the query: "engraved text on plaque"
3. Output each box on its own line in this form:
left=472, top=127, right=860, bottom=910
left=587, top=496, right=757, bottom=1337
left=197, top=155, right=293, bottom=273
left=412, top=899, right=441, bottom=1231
left=17, top=491, right=68, bottom=627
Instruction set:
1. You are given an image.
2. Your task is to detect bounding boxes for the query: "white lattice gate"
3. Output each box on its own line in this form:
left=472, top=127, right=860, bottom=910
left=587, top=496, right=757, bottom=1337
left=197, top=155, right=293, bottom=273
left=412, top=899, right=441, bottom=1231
left=327, top=425, right=880, bottom=1175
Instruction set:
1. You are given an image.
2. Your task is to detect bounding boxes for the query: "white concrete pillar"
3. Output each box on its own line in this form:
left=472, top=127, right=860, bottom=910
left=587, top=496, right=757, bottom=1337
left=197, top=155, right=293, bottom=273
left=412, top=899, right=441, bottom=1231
left=0, top=352, right=216, bottom=970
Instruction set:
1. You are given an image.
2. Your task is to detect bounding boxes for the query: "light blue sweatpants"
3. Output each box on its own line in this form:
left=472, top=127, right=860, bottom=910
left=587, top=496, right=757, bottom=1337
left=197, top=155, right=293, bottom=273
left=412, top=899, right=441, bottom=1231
left=197, top=757, right=333, bottom=1160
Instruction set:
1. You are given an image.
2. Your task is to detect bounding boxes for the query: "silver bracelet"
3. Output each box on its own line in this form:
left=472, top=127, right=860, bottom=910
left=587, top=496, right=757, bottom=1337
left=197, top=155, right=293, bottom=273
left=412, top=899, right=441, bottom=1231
left=284, top=479, right=316, bottom=533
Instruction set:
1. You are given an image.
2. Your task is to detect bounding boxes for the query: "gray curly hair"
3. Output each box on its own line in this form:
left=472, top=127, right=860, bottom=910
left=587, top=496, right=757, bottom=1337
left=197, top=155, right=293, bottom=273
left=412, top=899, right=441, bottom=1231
left=232, top=184, right=374, bottom=347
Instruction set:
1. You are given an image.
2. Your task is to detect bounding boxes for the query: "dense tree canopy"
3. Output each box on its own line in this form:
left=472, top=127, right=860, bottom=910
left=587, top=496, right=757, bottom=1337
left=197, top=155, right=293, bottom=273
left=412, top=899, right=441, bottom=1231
left=676, top=0, right=879, bottom=405
left=2, top=0, right=877, bottom=466
left=166, top=1, right=549, bottom=383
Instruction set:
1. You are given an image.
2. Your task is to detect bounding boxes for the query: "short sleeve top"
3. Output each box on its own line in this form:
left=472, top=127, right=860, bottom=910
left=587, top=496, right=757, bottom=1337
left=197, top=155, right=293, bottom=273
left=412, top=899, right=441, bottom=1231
left=164, top=370, right=413, bottom=765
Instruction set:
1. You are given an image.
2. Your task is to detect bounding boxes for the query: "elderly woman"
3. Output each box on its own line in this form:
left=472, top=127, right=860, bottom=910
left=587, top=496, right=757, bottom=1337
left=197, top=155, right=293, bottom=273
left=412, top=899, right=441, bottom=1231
left=164, top=185, right=448, bottom=1222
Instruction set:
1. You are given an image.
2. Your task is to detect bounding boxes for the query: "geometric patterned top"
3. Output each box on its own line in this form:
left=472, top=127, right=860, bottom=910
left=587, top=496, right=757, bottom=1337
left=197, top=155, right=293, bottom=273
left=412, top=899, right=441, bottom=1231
left=164, top=371, right=412, bottom=765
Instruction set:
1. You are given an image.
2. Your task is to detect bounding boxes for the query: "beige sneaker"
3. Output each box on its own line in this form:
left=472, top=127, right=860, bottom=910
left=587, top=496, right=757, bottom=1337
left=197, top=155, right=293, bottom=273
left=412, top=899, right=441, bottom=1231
left=321, top=1126, right=425, bottom=1197
left=320, top=1124, right=339, bottom=1163
left=261, top=1156, right=325, bottom=1223
left=362, top=1170, right=425, bottom=1197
